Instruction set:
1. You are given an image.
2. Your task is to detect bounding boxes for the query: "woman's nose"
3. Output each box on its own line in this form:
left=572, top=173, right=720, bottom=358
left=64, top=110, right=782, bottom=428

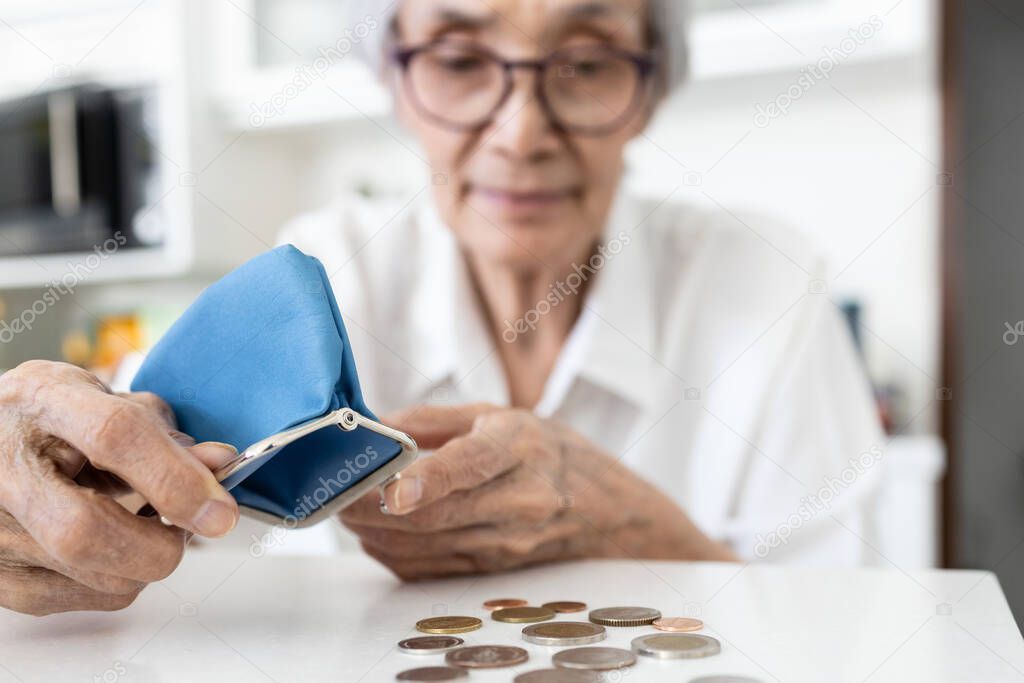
left=483, top=69, right=560, bottom=161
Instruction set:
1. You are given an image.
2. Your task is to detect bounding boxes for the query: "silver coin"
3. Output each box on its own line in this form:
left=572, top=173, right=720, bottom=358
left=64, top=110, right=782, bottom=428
left=689, top=677, right=763, bottom=683
left=395, top=666, right=468, bottom=681
left=552, top=646, right=637, bottom=670
left=514, top=669, right=601, bottom=682
left=398, top=636, right=465, bottom=655
left=588, top=606, right=661, bottom=627
left=522, top=621, right=607, bottom=646
left=631, top=633, right=721, bottom=659
left=445, top=645, right=530, bottom=669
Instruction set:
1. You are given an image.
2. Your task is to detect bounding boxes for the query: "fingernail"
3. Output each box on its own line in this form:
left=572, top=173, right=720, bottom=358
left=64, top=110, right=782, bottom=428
left=192, top=499, right=238, bottom=537
left=196, top=441, right=239, bottom=465
left=391, top=477, right=422, bottom=512
left=203, top=441, right=238, bottom=456
left=169, top=430, right=196, bottom=447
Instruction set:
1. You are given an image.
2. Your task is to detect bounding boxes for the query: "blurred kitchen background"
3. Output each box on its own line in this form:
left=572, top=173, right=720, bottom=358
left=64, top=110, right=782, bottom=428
left=0, top=0, right=1020, bottom=620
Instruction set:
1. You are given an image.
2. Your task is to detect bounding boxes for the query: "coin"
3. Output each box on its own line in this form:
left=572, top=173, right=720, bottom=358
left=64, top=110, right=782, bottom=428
left=552, top=646, right=637, bottom=670
left=631, top=633, right=721, bottom=659
left=514, top=670, right=601, bottom=682
left=522, top=622, right=607, bottom=646
left=398, top=636, right=465, bottom=655
left=492, top=606, right=556, bottom=623
left=484, top=598, right=529, bottom=611
left=689, top=677, right=763, bottom=683
left=541, top=601, right=587, bottom=613
left=652, top=617, right=704, bottom=632
left=395, top=666, right=468, bottom=681
left=415, top=616, right=483, bottom=634
left=588, top=606, right=661, bottom=627
left=445, top=645, right=530, bottom=669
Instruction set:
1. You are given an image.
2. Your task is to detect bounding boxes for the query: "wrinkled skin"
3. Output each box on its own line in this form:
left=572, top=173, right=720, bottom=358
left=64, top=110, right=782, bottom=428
left=342, top=405, right=735, bottom=580
left=0, top=361, right=239, bottom=615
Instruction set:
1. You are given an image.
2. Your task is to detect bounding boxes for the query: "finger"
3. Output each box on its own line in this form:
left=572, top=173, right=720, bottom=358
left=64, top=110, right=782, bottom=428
left=0, top=510, right=143, bottom=595
left=384, top=403, right=500, bottom=450
left=379, top=433, right=519, bottom=515
left=0, top=564, right=141, bottom=616
left=359, top=541, right=478, bottom=581
left=29, top=382, right=238, bottom=537
left=0, top=456, right=190, bottom=583
left=352, top=520, right=581, bottom=565
left=344, top=470, right=554, bottom=531
left=130, top=442, right=238, bottom=519
left=117, top=391, right=177, bottom=431
left=189, top=441, right=240, bottom=470
left=346, top=522, right=502, bottom=559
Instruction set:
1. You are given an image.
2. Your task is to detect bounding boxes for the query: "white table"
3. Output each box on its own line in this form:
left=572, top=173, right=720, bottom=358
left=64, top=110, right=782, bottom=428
left=1, top=551, right=1022, bottom=682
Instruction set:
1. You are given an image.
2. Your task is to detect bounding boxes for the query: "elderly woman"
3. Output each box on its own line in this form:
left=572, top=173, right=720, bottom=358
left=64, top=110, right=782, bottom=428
left=0, top=0, right=883, bottom=615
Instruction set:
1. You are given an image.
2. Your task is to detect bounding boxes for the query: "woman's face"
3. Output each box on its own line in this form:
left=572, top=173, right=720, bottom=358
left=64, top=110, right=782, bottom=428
left=393, top=0, right=652, bottom=271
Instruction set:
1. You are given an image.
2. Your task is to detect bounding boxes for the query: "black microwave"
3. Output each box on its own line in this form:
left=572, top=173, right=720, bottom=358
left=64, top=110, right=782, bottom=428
left=0, top=84, right=164, bottom=257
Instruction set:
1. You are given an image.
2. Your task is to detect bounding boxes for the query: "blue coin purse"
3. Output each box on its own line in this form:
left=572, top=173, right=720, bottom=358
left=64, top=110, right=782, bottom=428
left=131, top=245, right=417, bottom=526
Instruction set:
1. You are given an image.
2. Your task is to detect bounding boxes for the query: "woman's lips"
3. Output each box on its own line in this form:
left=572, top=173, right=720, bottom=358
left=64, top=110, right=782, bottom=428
left=472, top=186, right=576, bottom=212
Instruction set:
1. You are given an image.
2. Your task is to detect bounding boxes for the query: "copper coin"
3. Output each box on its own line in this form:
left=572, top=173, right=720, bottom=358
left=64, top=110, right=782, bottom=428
left=415, top=616, right=482, bottom=634
left=542, top=601, right=587, bottom=613
left=652, top=617, right=703, bottom=632
left=484, top=598, right=529, bottom=611
left=492, top=606, right=556, bottom=623
left=396, top=666, right=468, bottom=680
left=445, top=645, right=530, bottom=669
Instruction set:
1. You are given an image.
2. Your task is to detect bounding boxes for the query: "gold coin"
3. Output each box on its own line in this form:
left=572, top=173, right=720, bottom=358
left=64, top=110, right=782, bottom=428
left=542, top=601, right=587, bottom=613
left=484, top=598, right=529, bottom=611
left=492, top=606, right=556, bottom=623
left=416, top=616, right=483, bottom=634
left=652, top=617, right=703, bottom=632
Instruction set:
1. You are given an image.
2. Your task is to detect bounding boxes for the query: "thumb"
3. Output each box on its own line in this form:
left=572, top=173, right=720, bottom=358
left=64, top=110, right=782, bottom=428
left=384, top=403, right=500, bottom=450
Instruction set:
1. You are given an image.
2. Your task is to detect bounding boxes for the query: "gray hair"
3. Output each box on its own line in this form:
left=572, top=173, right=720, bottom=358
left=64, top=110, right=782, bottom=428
left=347, top=0, right=691, bottom=97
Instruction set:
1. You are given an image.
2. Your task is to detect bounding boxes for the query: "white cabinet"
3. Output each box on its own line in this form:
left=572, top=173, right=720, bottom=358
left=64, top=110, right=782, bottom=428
left=0, top=0, right=193, bottom=288
left=207, top=0, right=390, bottom=132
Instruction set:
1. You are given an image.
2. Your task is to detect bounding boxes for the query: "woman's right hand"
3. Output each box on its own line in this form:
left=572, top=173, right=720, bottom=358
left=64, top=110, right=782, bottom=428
left=0, top=360, right=239, bottom=616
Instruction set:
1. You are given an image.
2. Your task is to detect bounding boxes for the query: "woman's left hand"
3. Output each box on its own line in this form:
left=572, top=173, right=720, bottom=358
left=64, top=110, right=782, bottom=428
left=341, top=404, right=735, bottom=580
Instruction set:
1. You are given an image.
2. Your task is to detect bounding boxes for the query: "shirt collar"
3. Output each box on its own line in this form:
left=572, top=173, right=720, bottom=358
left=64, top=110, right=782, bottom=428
left=406, top=190, right=657, bottom=413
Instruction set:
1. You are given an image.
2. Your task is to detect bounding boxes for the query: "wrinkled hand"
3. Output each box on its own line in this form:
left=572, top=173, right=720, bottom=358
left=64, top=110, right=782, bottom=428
left=0, top=361, right=240, bottom=616
left=342, top=404, right=733, bottom=580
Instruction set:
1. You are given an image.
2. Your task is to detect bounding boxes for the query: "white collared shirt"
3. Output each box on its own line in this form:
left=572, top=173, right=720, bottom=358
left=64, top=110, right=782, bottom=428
left=277, top=189, right=885, bottom=565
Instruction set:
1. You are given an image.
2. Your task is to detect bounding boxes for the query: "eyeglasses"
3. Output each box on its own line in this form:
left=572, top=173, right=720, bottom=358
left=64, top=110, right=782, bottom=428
left=391, top=40, right=657, bottom=136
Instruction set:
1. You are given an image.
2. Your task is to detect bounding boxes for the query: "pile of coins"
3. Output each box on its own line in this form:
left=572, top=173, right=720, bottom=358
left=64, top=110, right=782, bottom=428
left=394, top=598, right=761, bottom=682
